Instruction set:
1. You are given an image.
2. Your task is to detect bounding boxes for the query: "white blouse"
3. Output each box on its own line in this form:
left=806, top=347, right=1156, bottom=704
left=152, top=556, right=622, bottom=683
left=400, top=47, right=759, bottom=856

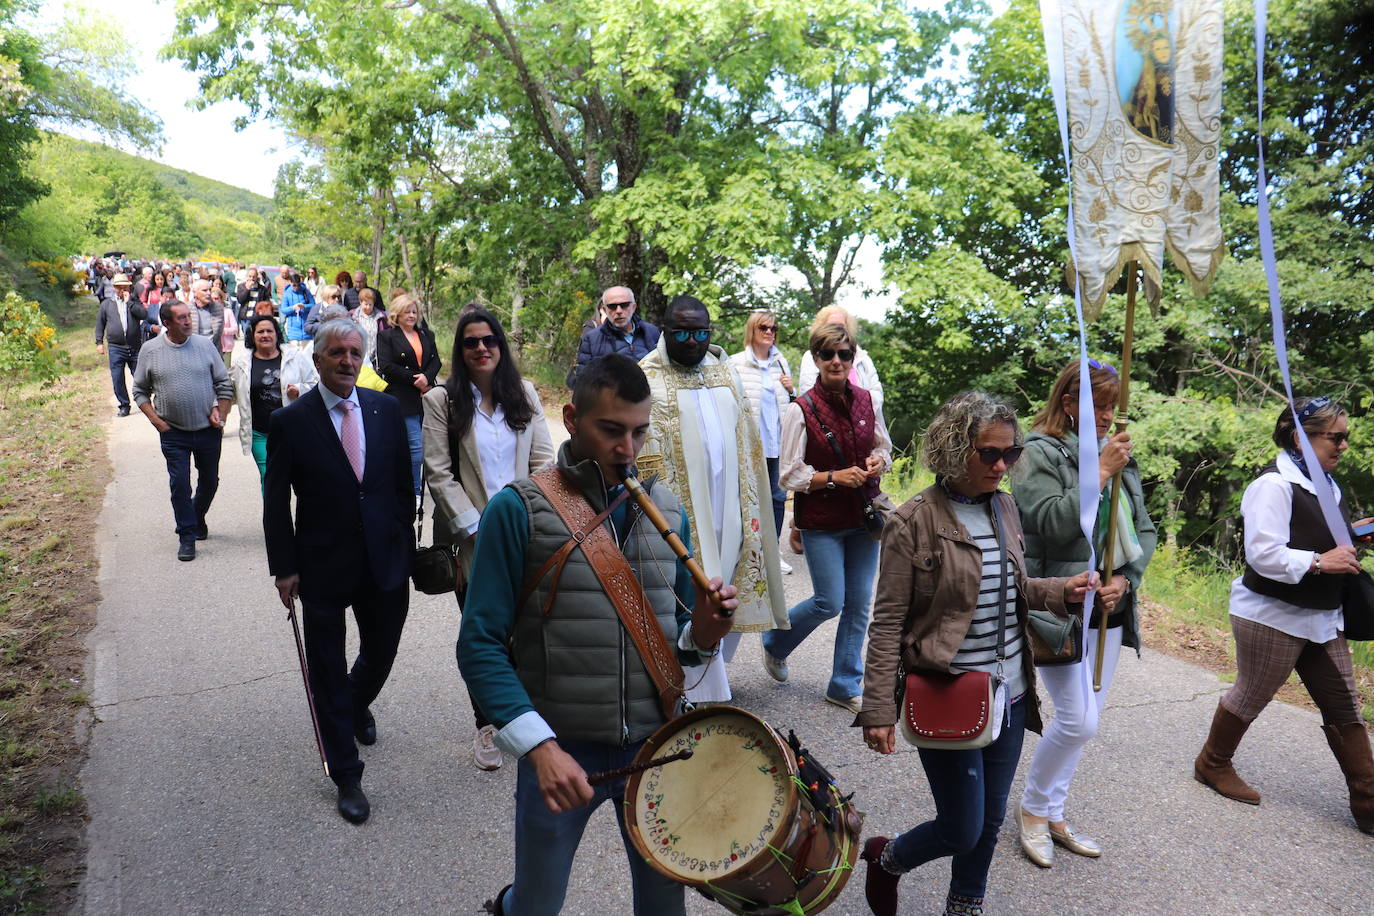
left=1228, top=451, right=1344, bottom=642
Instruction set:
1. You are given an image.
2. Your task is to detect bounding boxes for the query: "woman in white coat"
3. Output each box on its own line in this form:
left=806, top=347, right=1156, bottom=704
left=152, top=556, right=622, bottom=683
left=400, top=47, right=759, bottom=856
left=731, top=309, right=795, bottom=572
left=231, top=315, right=317, bottom=486
left=422, top=306, right=555, bottom=771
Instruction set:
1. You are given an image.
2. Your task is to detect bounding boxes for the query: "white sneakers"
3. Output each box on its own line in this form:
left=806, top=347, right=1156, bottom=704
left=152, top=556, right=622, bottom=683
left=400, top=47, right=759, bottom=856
left=473, top=724, right=503, bottom=771
left=779, top=559, right=794, bottom=575
left=763, top=651, right=789, bottom=683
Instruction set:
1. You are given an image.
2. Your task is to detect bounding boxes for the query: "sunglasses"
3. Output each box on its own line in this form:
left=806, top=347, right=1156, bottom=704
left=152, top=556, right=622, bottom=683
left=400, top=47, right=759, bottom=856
left=816, top=348, right=855, bottom=362
left=975, top=446, right=1025, bottom=467
left=669, top=329, right=711, bottom=343
left=1311, top=431, right=1349, bottom=445
left=603, top=301, right=634, bottom=312
left=462, top=334, right=499, bottom=350
left=758, top=324, right=777, bottom=333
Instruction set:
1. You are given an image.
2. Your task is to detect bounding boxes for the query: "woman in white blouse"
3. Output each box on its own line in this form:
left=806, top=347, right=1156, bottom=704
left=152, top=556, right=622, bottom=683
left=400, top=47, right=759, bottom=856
left=1194, top=396, right=1374, bottom=833
left=731, top=310, right=794, bottom=572
left=422, top=306, right=555, bottom=771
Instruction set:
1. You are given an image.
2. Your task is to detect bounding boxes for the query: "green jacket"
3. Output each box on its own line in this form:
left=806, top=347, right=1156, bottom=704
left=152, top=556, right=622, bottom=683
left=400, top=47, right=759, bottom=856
left=1013, top=431, right=1158, bottom=653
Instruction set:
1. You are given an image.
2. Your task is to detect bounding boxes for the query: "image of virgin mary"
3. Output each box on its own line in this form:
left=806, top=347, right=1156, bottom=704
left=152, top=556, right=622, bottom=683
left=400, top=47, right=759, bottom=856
left=1127, top=31, right=1175, bottom=143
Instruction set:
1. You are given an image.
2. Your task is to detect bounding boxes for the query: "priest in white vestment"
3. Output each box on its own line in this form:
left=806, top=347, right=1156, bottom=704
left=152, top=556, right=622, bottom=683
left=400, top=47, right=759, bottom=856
left=638, top=296, right=788, bottom=702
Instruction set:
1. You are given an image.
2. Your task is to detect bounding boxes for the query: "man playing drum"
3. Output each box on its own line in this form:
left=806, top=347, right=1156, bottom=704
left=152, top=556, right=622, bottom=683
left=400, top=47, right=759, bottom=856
left=457, top=353, right=738, bottom=916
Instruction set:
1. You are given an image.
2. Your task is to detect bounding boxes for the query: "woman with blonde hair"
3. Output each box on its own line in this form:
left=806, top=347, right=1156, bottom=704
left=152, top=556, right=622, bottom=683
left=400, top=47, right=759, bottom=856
left=1014, top=359, right=1156, bottom=867
left=375, top=293, right=441, bottom=493
left=731, top=310, right=795, bottom=570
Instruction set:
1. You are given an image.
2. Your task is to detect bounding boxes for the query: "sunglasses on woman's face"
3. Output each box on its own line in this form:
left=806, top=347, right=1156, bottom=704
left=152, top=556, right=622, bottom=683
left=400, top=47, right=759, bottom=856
left=462, top=334, right=499, bottom=350
left=816, top=348, right=854, bottom=363
left=758, top=324, right=777, bottom=334
left=1312, top=431, right=1349, bottom=445
left=669, top=329, right=711, bottom=343
left=975, top=446, right=1024, bottom=467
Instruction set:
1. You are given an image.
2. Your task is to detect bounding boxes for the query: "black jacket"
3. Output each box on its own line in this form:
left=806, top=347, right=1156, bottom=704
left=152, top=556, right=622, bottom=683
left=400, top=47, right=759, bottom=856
left=374, top=324, right=442, bottom=417
left=95, top=295, right=149, bottom=349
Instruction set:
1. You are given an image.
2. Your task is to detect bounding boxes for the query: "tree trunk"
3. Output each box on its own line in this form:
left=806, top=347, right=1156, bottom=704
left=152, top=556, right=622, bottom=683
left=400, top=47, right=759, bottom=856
left=511, top=258, right=527, bottom=352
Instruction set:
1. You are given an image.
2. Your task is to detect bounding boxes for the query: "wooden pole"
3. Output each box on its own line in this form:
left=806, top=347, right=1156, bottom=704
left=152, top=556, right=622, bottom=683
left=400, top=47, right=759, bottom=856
left=1095, top=261, right=1137, bottom=691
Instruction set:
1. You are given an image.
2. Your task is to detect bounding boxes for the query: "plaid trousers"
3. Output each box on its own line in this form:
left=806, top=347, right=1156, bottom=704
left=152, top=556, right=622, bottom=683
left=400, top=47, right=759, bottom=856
left=1222, top=615, right=1362, bottom=726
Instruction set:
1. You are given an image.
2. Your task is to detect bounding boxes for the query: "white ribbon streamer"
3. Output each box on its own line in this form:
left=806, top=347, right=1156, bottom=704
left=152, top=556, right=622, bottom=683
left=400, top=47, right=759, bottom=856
left=1040, top=0, right=1102, bottom=677
left=1252, top=0, right=1351, bottom=546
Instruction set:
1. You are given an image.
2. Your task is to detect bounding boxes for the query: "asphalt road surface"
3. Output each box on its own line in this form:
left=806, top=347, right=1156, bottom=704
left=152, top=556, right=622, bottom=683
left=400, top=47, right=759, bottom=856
left=80, top=407, right=1374, bottom=914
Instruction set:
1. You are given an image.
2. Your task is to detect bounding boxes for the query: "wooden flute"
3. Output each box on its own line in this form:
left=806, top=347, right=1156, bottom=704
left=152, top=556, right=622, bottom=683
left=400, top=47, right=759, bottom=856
left=618, top=466, right=730, bottom=617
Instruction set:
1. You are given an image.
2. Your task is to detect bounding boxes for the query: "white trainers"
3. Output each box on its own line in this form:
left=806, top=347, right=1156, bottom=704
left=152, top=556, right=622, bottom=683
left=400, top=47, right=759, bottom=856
left=824, top=695, right=863, bottom=714
left=473, top=724, right=503, bottom=771
left=779, top=559, right=793, bottom=575
left=763, top=651, right=789, bottom=683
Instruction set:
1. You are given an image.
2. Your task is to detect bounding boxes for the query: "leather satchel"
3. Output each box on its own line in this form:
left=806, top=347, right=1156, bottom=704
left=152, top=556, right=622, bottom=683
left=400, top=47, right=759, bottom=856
left=526, top=468, right=686, bottom=720
left=897, top=497, right=1011, bottom=750
left=1342, top=569, right=1374, bottom=641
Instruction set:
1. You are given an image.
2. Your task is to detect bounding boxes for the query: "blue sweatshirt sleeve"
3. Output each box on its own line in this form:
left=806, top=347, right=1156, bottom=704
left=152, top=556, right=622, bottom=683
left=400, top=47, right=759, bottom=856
left=456, top=488, right=536, bottom=737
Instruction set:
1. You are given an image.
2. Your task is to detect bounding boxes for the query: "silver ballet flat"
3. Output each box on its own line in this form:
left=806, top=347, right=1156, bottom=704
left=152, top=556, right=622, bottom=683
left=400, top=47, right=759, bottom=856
left=1016, top=806, right=1054, bottom=868
left=1049, top=822, right=1102, bottom=858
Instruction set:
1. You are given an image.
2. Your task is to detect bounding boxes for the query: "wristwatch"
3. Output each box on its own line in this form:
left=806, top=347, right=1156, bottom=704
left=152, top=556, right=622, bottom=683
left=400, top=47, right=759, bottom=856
left=826, top=471, right=836, bottom=490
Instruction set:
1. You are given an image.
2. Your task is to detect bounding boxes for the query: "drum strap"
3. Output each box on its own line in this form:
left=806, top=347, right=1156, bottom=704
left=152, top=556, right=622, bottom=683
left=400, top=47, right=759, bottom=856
left=527, top=468, right=686, bottom=720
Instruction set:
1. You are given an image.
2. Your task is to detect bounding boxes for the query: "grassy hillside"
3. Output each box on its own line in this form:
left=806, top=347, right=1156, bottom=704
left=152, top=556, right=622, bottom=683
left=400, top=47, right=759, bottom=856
left=5, top=133, right=279, bottom=263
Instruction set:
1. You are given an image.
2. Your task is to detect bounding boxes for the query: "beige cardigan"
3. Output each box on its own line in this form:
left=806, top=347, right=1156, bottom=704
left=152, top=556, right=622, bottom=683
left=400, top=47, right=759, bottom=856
left=421, top=379, right=556, bottom=575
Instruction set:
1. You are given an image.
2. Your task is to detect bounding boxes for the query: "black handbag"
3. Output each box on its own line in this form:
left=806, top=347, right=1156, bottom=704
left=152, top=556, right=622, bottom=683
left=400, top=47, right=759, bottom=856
left=1341, top=569, right=1374, bottom=641
left=411, top=481, right=458, bottom=595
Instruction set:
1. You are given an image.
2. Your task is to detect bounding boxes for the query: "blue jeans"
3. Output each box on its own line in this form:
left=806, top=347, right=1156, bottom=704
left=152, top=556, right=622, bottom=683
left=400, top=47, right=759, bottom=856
left=504, top=738, right=684, bottom=916
left=107, top=344, right=138, bottom=409
left=761, top=527, right=878, bottom=700
left=765, top=456, right=786, bottom=536
left=889, top=698, right=1027, bottom=899
left=158, top=426, right=222, bottom=542
left=403, top=413, right=423, bottom=495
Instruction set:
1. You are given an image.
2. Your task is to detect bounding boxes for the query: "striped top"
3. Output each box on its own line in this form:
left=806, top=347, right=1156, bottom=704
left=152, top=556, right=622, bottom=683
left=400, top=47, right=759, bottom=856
left=950, top=499, right=1026, bottom=700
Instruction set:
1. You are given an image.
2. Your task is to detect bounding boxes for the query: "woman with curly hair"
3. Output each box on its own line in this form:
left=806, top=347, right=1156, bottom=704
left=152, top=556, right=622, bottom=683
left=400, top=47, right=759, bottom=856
left=856, top=391, right=1096, bottom=916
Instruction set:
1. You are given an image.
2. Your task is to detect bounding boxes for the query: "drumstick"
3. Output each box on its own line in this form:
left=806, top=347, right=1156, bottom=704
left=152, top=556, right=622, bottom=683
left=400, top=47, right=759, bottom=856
left=586, top=749, right=694, bottom=787
left=618, top=466, right=730, bottom=617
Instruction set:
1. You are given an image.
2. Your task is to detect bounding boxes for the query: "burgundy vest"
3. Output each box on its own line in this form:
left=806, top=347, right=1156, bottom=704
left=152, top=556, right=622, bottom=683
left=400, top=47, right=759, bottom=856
left=793, top=384, right=880, bottom=530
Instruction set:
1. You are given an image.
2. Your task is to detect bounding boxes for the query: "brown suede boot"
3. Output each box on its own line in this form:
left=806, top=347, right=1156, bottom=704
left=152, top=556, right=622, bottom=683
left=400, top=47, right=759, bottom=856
left=1321, top=722, right=1374, bottom=834
left=1194, top=702, right=1261, bottom=805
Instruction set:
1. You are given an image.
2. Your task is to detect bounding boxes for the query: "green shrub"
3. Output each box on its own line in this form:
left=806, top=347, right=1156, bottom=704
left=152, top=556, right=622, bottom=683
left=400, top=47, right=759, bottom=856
left=0, top=291, right=65, bottom=392
left=23, top=259, right=83, bottom=299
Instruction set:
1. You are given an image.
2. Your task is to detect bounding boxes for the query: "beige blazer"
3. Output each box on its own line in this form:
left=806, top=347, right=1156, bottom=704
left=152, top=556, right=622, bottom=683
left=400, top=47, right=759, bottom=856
left=421, top=379, right=556, bottom=575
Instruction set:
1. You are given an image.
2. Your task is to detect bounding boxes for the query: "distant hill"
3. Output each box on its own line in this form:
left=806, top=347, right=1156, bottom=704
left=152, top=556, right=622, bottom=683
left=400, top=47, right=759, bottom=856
left=9, top=133, right=280, bottom=263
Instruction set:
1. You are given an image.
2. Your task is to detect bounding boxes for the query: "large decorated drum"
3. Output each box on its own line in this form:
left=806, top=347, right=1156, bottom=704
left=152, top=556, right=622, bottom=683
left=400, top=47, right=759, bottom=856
left=624, top=706, right=862, bottom=915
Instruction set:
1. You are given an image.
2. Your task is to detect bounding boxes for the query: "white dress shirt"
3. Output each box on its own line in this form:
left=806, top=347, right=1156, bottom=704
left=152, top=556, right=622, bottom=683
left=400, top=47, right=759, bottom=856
left=318, top=384, right=366, bottom=476
left=464, top=383, right=519, bottom=536
left=1229, top=451, right=1343, bottom=642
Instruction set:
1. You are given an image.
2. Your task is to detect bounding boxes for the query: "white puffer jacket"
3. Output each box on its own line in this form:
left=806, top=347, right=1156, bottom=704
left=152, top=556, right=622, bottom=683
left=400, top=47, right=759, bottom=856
left=730, top=346, right=793, bottom=458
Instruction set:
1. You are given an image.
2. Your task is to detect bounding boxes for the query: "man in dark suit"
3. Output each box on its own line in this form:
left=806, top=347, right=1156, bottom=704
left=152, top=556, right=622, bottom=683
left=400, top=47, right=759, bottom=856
left=263, top=318, right=414, bottom=824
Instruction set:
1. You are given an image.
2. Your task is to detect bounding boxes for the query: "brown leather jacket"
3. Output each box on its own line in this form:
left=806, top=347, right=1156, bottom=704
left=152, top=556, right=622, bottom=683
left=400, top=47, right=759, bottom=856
left=857, top=485, right=1073, bottom=735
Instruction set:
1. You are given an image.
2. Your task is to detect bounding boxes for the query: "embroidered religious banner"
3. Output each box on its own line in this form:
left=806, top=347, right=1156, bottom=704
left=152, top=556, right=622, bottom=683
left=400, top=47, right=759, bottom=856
left=1056, top=0, right=1225, bottom=318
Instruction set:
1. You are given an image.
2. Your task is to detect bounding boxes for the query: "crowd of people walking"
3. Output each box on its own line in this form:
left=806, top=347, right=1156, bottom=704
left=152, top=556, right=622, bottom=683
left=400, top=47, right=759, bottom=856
left=88, top=253, right=1374, bottom=916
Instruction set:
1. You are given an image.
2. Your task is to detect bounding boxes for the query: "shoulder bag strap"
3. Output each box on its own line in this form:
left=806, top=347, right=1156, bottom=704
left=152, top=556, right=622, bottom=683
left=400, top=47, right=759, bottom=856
left=515, top=471, right=631, bottom=614
left=800, top=393, right=846, bottom=467
left=525, top=468, right=684, bottom=719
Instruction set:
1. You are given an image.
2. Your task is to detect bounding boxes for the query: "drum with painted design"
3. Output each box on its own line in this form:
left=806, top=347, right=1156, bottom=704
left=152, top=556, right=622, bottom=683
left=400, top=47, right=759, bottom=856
left=624, top=706, right=861, bottom=915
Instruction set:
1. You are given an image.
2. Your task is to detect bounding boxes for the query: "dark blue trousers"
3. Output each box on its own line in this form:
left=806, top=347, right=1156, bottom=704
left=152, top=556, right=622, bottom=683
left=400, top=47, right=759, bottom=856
left=107, top=344, right=138, bottom=409
left=158, top=426, right=221, bottom=542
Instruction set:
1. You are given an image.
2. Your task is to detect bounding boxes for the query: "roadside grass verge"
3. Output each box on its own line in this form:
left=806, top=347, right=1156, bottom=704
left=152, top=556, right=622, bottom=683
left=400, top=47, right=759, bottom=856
left=0, top=309, right=106, bottom=914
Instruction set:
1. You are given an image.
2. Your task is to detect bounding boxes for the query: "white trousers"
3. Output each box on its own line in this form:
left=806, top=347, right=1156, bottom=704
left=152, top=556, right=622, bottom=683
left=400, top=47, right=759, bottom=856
left=1022, top=625, right=1124, bottom=821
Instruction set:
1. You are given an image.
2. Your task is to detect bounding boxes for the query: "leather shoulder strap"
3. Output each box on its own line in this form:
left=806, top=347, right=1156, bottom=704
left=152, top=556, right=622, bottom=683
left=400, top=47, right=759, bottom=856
left=523, top=468, right=685, bottom=719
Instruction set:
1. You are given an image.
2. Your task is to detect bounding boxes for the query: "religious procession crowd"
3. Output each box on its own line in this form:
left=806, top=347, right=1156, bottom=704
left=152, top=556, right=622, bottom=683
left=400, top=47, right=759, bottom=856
left=91, top=259, right=1374, bottom=916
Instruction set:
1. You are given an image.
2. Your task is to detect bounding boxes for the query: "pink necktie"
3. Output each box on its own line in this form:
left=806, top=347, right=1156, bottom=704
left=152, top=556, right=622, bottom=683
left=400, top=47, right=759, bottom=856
left=339, top=400, right=363, bottom=482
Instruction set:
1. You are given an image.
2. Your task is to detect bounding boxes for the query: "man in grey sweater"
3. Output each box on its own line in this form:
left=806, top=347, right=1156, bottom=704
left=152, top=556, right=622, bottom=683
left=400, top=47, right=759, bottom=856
left=132, top=301, right=234, bottom=561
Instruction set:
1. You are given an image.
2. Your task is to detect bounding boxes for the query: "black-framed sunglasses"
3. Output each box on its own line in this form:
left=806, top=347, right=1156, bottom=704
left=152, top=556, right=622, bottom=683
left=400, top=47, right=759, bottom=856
left=602, top=300, right=634, bottom=312
left=757, top=324, right=777, bottom=333
left=669, top=328, right=711, bottom=343
left=816, top=348, right=855, bottom=362
left=975, top=446, right=1024, bottom=467
left=462, top=334, right=499, bottom=350
left=1311, top=431, right=1349, bottom=445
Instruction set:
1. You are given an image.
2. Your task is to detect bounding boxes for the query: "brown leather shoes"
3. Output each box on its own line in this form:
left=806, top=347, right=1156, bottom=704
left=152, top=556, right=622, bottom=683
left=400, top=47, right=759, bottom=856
left=1322, top=722, right=1374, bottom=834
left=1194, top=701, right=1261, bottom=805
left=861, top=835, right=899, bottom=916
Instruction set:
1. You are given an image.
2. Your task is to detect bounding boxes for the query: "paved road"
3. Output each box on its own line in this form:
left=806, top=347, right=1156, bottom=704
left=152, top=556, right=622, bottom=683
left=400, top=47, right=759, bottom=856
left=80, top=408, right=1374, bottom=914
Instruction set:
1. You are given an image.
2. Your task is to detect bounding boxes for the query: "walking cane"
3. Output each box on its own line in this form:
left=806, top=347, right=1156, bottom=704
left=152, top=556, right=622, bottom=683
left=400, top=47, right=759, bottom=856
left=1094, top=261, right=1138, bottom=692
left=285, top=599, right=330, bottom=777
